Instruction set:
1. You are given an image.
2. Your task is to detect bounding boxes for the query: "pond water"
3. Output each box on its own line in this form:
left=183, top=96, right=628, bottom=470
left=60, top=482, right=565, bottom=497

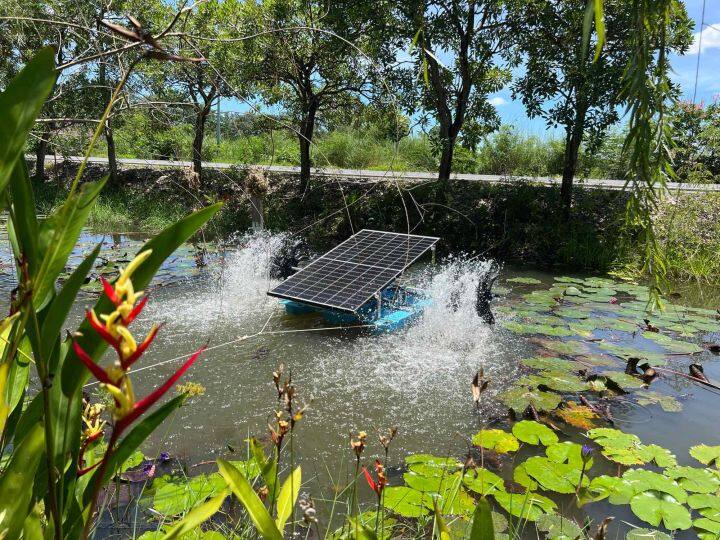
left=2, top=228, right=719, bottom=537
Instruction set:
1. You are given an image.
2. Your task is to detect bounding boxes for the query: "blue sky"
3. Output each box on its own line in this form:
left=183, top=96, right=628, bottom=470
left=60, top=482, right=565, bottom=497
left=224, top=1, right=720, bottom=138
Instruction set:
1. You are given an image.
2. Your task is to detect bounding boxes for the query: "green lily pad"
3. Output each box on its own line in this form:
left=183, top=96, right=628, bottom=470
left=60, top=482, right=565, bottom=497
left=512, top=420, right=559, bottom=446
left=405, top=454, right=462, bottom=472
left=492, top=490, right=556, bottom=522
left=665, top=466, right=720, bottom=494
left=546, top=442, right=594, bottom=469
left=694, top=517, right=720, bottom=540
left=150, top=473, right=227, bottom=516
left=600, top=371, right=646, bottom=389
left=642, top=445, right=678, bottom=468
left=514, top=462, right=539, bottom=490
left=554, top=277, right=585, bottom=284
left=636, top=391, right=683, bottom=413
left=554, top=308, right=589, bottom=319
left=502, top=321, right=575, bottom=337
left=690, top=445, right=720, bottom=468
left=597, top=343, right=667, bottom=364
left=588, top=475, right=634, bottom=504
left=563, top=286, right=582, bottom=296
left=403, top=471, right=459, bottom=492
left=462, top=468, right=505, bottom=496
left=641, top=332, right=703, bottom=354
left=507, top=277, right=542, bottom=285
left=523, top=456, right=589, bottom=494
left=421, top=483, right=476, bottom=516
left=382, top=486, right=430, bottom=517
left=626, top=528, right=672, bottom=540
left=472, top=429, right=520, bottom=454
left=629, top=491, right=692, bottom=531
left=623, top=469, right=687, bottom=502
left=519, top=371, right=587, bottom=393
left=499, top=387, right=563, bottom=413
left=522, top=357, right=578, bottom=371
left=587, top=428, right=651, bottom=465
left=536, top=513, right=583, bottom=540
left=688, top=493, right=720, bottom=521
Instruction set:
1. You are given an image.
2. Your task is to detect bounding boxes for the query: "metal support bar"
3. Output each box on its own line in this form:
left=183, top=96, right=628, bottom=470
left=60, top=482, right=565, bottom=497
left=431, top=245, right=436, bottom=265
left=375, top=291, right=382, bottom=320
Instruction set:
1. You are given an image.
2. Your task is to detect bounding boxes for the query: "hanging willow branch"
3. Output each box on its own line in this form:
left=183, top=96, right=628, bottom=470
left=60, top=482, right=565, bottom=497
left=585, top=0, right=680, bottom=311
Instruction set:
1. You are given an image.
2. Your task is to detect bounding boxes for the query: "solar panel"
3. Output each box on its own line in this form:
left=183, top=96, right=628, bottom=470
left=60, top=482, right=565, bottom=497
left=267, top=229, right=439, bottom=312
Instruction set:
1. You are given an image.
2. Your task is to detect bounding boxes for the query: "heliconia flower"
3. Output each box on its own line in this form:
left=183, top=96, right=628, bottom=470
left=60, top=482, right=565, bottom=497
left=107, top=346, right=206, bottom=435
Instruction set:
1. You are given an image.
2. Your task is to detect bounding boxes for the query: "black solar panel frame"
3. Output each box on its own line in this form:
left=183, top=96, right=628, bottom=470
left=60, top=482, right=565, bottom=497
left=267, top=229, right=439, bottom=313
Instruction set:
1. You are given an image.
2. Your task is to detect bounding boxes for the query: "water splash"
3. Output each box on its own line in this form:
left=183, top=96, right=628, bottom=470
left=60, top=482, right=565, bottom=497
left=145, top=231, right=287, bottom=331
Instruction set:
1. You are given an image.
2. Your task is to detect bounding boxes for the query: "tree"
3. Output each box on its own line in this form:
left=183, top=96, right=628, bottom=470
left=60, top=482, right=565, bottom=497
left=506, top=0, right=692, bottom=215
left=667, top=99, right=720, bottom=183
left=235, top=0, right=396, bottom=194
left=395, top=0, right=510, bottom=184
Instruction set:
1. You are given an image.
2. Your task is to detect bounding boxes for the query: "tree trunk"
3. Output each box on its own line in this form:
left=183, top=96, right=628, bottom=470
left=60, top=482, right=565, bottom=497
left=192, top=103, right=212, bottom=186
left=35, top=128, right=51, bottom=183
left=298, top=98, right=319, bottom=195
left=105, top=120, right=118, bottom=186
left=438, top=135, right=456, bottom=183
left=559, top=103, right=587, bottom=218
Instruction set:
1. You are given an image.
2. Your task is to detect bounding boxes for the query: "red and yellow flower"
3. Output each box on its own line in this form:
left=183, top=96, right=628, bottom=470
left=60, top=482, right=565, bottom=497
left=73, top=250, right=205, bottom=437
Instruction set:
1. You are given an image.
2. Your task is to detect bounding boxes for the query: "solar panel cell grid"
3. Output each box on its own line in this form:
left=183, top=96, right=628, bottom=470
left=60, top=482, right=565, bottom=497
left=267, top=229, right=439, bottom=312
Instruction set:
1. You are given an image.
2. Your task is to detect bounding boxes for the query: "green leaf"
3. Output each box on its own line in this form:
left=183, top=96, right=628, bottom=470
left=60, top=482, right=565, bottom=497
left=0, top=47, right=56, bottom=198
left=629, top=491, right=692, bottom=531
left=151, top=474, right=226, bottom=516
left=535, top=513, right=583, bottom=539
left=61, top=203, right=222, bottom=395
left=8, top=161, right=40, bottom=272
left=217, top=459, right=283, bottom=540
left=0, top=423, right=45, bottom=538
left=382, top=486, right=430, bottom=518
left=622, top=469, right=687, bottom=502
left=512, top=420, right=559, bottom=446
left=463, top=468, right=505, bottom=496
left=469, top=498, right=495, bottom=540
left=160, top=491, right=227, bottom=540
left=492, top=491, right=556, bottom=522
left=694, top=517, right=720, bottom=539
left=432, top=498, right=451, bottom=540
left=519, top=371, right=587, bottom=393
left=522, top=456, right=588, bottom=494
left=522, top=357, right=577, bottom=371
left=275, top=466, right=301, bottom=532
left=40, top=243, right=101, bottom=357
left=664, top=466, right=720, bottom=494
left=626, top=528, right=671, bottom=540
left=33, top=178, right=107, bottom=308
left=499, top=387, right=562, bottom=413
left=546, top=442, right=594, bottom=469
left=472, top=429, right=519, bottom=454
left=690, top=445, right=720, bottom=468
left=642, top=445, right=677, bottom=468
left=507, top=277, right=542, bottom=285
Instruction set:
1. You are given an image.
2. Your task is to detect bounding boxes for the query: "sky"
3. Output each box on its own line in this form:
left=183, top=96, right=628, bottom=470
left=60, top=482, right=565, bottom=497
left=223, top=1, right=720, bottom=138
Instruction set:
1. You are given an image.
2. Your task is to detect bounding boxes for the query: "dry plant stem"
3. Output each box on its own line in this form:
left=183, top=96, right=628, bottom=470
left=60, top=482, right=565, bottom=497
left=653, top=366, right=720, bottom=391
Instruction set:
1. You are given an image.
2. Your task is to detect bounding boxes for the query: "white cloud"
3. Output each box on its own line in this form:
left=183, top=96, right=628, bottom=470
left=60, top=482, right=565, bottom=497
left=489, top=96, right=507, bottom=106
left=687, top=23, right=720, bottom=55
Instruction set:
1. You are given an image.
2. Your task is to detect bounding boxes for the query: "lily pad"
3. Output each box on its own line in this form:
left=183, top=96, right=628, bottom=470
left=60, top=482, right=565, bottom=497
left=512, top=420, right=559, bottom=446
left=554, top=402, right=599, bottom=430
left=690, top=445, right=720, bottom=468
left=405, top=454, right=462, bottom=472
left=507, top=277, right=542, bottom=285
left=622, top=469, right=687, bottom=502
left=629, top=491, right=692, bottom=531
left=472, top=429, right=519, bottom=454
left=587, top=428, right=651, bottom=465
left=462, top=468, right=505, bottom=496
left=502, top=321, right=575, bottom=337
left=600, top=371, right=646, bottom=389
left=694, top=517, right=720, bottom=540
left=522, top=357, right=578, bottom=371
left=626, top=528, right=672, bottom=540
left=636, top=391, right=683, bottom=413
left=642, top=445, right=678, bottom=468
left=150, top=473, right=226, bottom=516
left=665, top=466, right=720, bottom=494
left=492, top=490, right=556, bottom=522
left=546, top=442, right=594, bottom=469
left=519, top=371, right=587, bottom=393
left=523, top=456, right=589, bottom=494
left=533, top=339, right=589, bottom=356
left=536, top=513, right=583, bottom=540
left=588, top=475, right=634, bottom=504
left=499, top=387, right=562, bottom=413
left=382, top=486, right=430, bottom=517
